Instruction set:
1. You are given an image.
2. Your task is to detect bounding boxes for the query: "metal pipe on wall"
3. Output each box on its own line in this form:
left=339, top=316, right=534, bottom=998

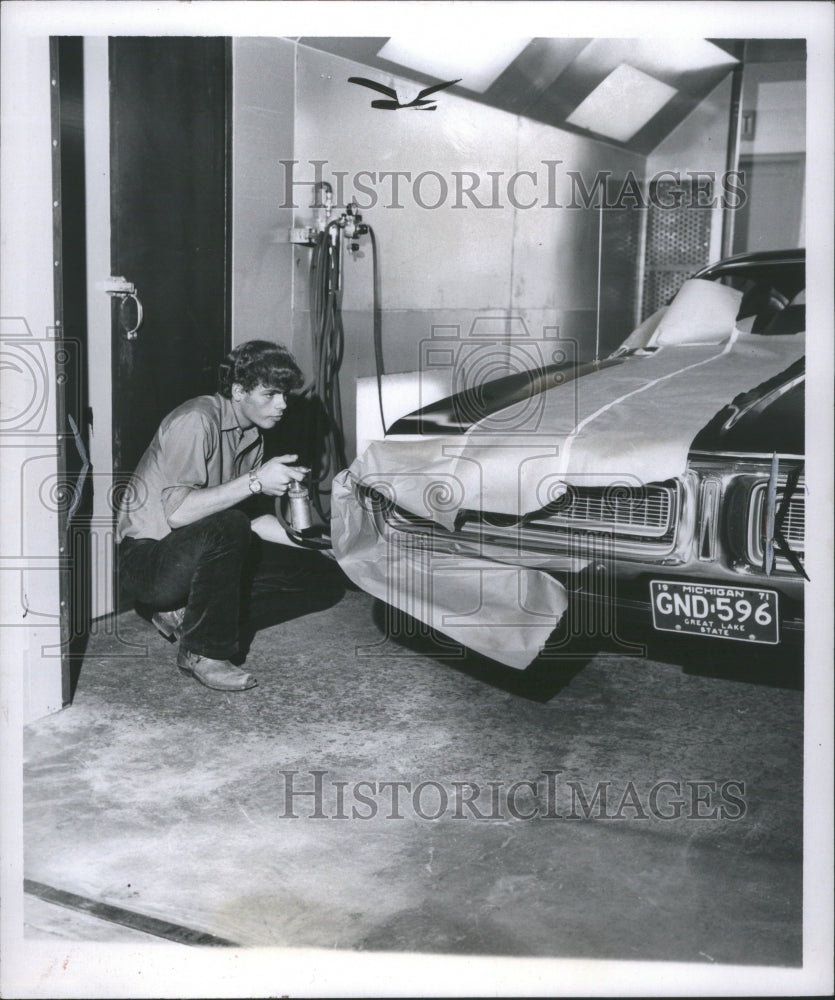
left=721, top=42, right=747, bottom=258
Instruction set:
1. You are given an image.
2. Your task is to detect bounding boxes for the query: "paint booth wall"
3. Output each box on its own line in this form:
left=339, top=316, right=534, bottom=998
left=645, top=74, right=733, bottom=266
left=231, top=38, right=296, bottom=350
left=232, top=38, right=645, bottom=462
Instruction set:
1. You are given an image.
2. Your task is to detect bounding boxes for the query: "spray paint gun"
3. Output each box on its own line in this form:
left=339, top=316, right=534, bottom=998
left=337, top=200, right=369, bottom=255
left=287, top=476, right=313, bottom=532
left=278, top=468, right=332, bottom=549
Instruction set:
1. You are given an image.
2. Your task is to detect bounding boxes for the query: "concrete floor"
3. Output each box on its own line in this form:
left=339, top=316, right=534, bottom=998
left=23, top=589, right=803, bottom=965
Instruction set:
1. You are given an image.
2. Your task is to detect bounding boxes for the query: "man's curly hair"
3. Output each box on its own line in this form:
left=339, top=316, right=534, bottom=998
left=217, top=340, right=304, bottom=398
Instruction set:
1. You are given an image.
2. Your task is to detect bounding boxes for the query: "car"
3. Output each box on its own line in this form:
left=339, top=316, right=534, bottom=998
left=331, top=249, right=806, bottom=668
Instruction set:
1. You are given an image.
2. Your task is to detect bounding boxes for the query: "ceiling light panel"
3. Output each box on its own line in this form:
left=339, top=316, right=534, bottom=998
left=566, top=63, right=677, bottom=142
left=378, top=36, right=532, bottom=93
left=630, top=37, right=739, bottom=77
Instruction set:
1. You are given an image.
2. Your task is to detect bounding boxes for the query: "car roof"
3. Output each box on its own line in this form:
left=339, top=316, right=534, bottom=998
left=694, top=248, right=805, bottom=279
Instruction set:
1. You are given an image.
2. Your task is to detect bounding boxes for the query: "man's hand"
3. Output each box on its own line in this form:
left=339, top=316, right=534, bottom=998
left=256, top=455, right=309, bottom=496
left=166, top=457, right=309, bottom=530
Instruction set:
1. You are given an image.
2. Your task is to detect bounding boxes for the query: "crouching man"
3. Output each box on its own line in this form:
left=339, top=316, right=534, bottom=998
left=116, top=340, right=344, bottom=692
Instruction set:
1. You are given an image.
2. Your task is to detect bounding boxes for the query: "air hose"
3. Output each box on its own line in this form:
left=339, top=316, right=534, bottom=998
left=306, top=214, right=384, bottom=521
left=368, top=225, right=386, bottom=441
left=307, top=221, right=347, bottom=520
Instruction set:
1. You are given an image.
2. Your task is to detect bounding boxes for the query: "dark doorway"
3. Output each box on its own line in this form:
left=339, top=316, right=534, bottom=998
left=109, top=37, right=231, bottom=478
left=51, top=37, right=233, bottom=688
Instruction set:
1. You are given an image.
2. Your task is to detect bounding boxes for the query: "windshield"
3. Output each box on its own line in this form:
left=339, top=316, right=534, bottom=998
left=705, top=259, right=805, bottom=335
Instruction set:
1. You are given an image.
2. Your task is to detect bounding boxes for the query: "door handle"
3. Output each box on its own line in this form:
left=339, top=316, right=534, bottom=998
left=97, top=276, right=144, bottom=341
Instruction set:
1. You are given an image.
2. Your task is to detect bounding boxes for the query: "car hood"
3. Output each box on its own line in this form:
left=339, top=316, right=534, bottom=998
left=346, top=332, right=805, bottom=531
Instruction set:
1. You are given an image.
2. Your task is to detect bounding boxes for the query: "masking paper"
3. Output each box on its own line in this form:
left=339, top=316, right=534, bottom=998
left=330, top=471, right=569, bottom=667
left=332, top=321, right=805, bottom=668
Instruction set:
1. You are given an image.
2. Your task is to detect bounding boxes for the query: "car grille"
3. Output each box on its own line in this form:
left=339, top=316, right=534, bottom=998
left=456, top=482, right=679, bottom=543
left=535, top=483, right=673, bottom=536
left=747, top=477, right=806, bottom=569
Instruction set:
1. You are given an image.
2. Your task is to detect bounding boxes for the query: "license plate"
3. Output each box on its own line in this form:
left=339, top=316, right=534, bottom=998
left=650, top=580, right=779, bottom=644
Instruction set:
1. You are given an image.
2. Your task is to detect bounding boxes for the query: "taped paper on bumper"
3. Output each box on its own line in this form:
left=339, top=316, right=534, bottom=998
left=331, top=472, right=568, bottom=669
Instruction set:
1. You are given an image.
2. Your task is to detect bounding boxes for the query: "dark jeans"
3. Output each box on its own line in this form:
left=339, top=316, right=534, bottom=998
left=118, top=509, right=345, bottom=660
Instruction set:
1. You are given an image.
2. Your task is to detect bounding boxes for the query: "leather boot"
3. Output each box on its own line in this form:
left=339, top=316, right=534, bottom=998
left=152, top=607, right=186, bottom=643
left=177, top=647, right=257, bottom=692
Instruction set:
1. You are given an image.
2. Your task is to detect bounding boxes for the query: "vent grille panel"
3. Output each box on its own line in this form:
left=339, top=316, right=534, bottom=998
left=747, top=477, right=806, bottom=571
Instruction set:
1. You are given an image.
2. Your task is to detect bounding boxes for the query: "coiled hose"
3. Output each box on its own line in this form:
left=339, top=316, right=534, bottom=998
left=307, top=221, right=347, bottom=519
left=306, top=219, right=383, bottom=520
